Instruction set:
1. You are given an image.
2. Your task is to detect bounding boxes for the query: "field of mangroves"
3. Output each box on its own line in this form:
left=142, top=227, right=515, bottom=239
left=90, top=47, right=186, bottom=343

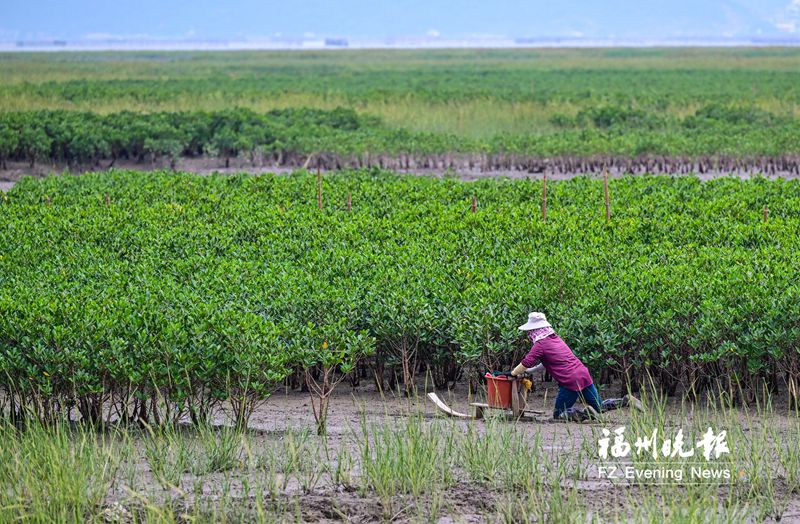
left=2, top=48, right=800, bottom=173
left=1, top=169, right=799, bottom=428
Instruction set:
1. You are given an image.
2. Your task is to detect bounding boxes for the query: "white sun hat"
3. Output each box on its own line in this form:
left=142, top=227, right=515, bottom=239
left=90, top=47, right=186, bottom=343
left=518, top=312, right=551, bottom=331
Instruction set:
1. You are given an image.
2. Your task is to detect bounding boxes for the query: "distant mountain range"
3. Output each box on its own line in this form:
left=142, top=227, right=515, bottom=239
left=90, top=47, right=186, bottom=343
left=3, top=35, right=799, bottom=51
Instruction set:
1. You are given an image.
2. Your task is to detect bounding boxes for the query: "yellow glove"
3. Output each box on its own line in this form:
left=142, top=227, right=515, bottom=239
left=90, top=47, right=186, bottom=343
left=521, top=378, right=533, bottom=392
left=511, top=363, right=527, bottom=376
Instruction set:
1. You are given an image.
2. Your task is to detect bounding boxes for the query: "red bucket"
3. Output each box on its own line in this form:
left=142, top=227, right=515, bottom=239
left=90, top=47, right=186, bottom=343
left=484, top=373, right=513, bottom=408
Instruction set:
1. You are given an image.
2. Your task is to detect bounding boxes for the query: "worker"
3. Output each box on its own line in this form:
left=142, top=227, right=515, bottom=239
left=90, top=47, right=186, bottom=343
left=511, top=312, right=642, bottom=421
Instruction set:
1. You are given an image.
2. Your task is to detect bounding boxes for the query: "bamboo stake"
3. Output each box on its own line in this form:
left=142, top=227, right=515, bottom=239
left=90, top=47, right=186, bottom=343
left=471, top=195, right=477, bottom=213
left=763, top=205, right=769, bottom=223
left=347, top=192, right=351, bottom=212
left=603, top=169, right=610, bottom=223
left=317, top=166, right=322, bottom=210
left=542, top=172, right=547, bottom=223
left=105, top=193, right=110, bottom=209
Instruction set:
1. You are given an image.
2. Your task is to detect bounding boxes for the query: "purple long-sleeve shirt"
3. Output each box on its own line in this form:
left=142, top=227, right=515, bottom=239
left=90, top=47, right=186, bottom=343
left=521, top=333, right=593, bottom=391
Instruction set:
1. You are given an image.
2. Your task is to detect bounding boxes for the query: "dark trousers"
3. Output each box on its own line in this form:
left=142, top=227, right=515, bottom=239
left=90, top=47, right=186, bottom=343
left=553, top=384, right=626, bottom=418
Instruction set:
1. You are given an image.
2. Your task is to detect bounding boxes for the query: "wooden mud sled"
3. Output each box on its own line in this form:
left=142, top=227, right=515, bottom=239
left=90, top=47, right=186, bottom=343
left=427, top=376, right=546, bottom=420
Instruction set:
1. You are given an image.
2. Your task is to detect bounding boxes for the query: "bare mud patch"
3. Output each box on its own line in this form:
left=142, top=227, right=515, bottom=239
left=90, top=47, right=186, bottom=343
left=88, top=381, right=800, bottom=522
left=2, top=155, right=799, bottom=192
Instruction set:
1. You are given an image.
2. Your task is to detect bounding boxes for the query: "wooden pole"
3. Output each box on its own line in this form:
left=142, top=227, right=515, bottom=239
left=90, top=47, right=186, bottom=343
left=763, top=205, right=769, bottom=223
left=471, top=195, right=477, bottom=213
left=347, top=192, right=351, bottom=212
left=542, top=173, right=547, bottom=223
left=603, top=169, right=610, bottom=223
left=105, top=193, right=110, bottom=209
left=317, top=165, right=322, bottom=210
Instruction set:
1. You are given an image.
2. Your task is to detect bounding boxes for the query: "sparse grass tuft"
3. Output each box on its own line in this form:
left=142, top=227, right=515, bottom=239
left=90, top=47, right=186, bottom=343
left=0, top=420, right=129, bottom=522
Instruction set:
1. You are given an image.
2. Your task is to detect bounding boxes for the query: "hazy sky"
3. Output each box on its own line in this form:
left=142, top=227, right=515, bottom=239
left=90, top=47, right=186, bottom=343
left=3, top=0, right=800, bottom=41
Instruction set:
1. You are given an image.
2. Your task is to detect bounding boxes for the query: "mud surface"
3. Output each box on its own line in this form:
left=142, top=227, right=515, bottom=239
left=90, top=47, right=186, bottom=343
left=259, top=383, right=800, bottom=522
left=100, top=379, right=800, bottom=522
left=2, top=155, right=799, bottom=192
